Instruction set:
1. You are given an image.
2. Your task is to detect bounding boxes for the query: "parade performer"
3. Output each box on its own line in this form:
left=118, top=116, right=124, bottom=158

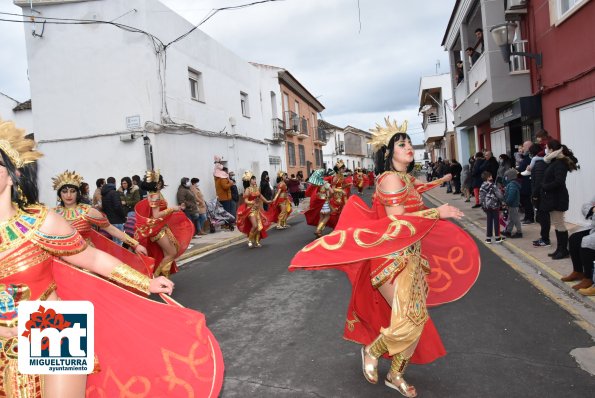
left=304, top=169, right=335, bottom=237
left=135, top=171, right=194, bottom=278
left=352, top=168, right=369, bottom=194
left=52, top=170, right=152, bottom=275
left=330, top=159, right=350, bottom=213
left=0, top=118, right=223, bottom=397
left=290, top=117, right=480, bottom=397
left=268, top=171, right=292, bottom=229
left=368, top=169, right=376, bottom=189
left=236, top=171, right=271, bottom=248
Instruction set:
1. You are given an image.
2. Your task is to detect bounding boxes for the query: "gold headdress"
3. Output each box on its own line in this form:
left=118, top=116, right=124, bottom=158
left=277, top=170, right=286, bottom=178
left=0, top=118, right=43, bottom=168
left=52, top=170, right=84, bottom=191
left=242, top=170, right=254, bottom=182
left=368, top=117, right=409, bottom=150
left=335, top=159, right=345, bottom=170
left=145, top=169, right=161, bottom=183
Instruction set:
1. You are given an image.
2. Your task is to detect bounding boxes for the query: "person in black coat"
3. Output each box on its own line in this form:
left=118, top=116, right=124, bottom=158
left=471, top=152, right=485, bottom=208
left=450, top=159, right=463, bottom=194
left=517, top=141, right=534, bottom=224
left=260, top=171, right=273, bottom=211
left=101, top=176, right=127, bottom=244
left=529, top=144, right=551, bottom=247
left=540, top=139, right=579, bottom=260
left=481, top=151, right=499, bottom=184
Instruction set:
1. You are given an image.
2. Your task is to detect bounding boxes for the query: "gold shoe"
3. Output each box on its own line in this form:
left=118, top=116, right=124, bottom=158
left=360, top=346, right=378, bottom=384
left=578, top=285, right=595, bottom=296
left=385, top=372, right=417, bottom=397
left=248, top=241, right=253, bottom=248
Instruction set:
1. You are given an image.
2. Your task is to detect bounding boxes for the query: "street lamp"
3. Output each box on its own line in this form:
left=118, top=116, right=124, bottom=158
left=489, top=22, right=542, bottom=67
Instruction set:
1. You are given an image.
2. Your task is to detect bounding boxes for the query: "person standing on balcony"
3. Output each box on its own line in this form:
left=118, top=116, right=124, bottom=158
left=455, top=60, right=465, bottom=85
left=465, top=47, right=480, bottom=66
left=474, top=28, right=484, bottom=54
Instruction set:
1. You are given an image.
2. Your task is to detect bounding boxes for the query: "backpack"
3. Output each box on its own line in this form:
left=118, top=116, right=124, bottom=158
left=483, top=183, right=503, bottom=210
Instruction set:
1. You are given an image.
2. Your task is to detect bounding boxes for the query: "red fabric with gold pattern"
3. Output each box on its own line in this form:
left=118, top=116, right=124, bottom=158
left=134, top=199, right=193, bottom=275
left=51, top=259, right=224, bottom=397
left=303, top=185, right=330, bottom=226
left=367, top=171, right=375, bottom=186
left=290, top=194, right=480, bottom=364
left=236, top=190, right=271, bottom=239
left=265, top=182, right=293, bottom=223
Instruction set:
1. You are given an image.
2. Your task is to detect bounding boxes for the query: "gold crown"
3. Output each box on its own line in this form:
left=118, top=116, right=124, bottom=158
left=368, top=117, right=409, bottom=150
left=145, top=169, right=161, bottom=183
left=242, top=170, right=254, bottom=182
left=277, top=170, right=286, bottom=178
left=0, top=118, right=43, bottom=168
left=52, top=170, right=84, bottom=191
left=335, top=159, right=345, bottom=169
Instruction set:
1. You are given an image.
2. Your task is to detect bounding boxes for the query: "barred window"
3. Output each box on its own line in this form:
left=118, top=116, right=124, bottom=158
left=288, top=142, right=296, bottom=166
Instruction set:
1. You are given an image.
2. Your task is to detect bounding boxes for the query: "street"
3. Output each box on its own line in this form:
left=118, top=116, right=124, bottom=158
left=171, top=191, right=595, bottom=397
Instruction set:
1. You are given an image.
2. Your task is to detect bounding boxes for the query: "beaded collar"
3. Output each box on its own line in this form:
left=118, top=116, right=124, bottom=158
left=0, top=204, right=47, bottom=253
left=55, top=204, right=90, bottom=221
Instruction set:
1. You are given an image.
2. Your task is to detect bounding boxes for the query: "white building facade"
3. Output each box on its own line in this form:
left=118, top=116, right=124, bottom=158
left=16, top=0, right=293, bottom=205
left=0, top=92, right=33, bottom=135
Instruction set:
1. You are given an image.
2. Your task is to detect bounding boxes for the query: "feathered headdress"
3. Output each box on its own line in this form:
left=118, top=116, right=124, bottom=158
left=0, top=118, right=43, bottom=168
left=368, top=117, right=409, bottom=150
left=242, top=170, right=254, bottom=182
left=335, top=159, right=345, bottom=170
left=145, top=169, right=161, bottom=183
left=52, top=170, right=84, bottom=191
left=308, top=169, right=325, bottom=186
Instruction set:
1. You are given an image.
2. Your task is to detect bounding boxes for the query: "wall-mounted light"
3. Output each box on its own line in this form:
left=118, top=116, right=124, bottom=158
left=490, top=22, right=542, bottom=67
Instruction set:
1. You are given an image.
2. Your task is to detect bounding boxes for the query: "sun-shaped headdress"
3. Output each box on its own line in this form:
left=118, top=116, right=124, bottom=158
left=52, top=170, right=84, bottom=191
left=368, top=117, right=409, bottom=150
left=145, top=169, right=161, bottom=183
left=242, top=170, right=254, bottom=182
left=0, top=118, right=43, bottom=168
left=277, top=170, right=286, bottom=179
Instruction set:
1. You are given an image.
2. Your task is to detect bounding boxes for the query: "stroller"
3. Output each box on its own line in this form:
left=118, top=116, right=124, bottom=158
left=206, top=198, right=236, bottom=232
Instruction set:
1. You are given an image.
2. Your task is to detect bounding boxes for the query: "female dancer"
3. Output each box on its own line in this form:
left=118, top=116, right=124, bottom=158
left=135, top=171, right=193, bottom=277
left=290, top=118, right=480, bottom=396
left=303, top=169, right=334, bottom=237
left=236, top=171, right=271, bottom=248
left=268, top=171, right=292, bottom=229
left=0, top=118, right=223, bottom=397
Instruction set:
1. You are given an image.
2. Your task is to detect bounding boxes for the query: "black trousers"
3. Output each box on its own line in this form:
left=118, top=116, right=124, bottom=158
left=520, top=194, right=534, bottom=221
left=535, top=209, right=551, bottom=242
left=485, top=209, right=500, bottom=237
left=453, top=178, right=461, bottom=193
left=569, top=229, right=595, bottom=278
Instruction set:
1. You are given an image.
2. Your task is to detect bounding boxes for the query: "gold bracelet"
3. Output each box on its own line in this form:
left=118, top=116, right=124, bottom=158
left=109, top=263, right=150, bottom=295
left=124, top=235, right=139, bottom=248
left=163, top=208, right=175, bottom=217
left=410, top=208, right=440, bottom=219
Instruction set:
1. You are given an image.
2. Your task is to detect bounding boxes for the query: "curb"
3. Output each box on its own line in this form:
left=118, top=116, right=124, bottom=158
left=424, top=192, right=595, bottom=311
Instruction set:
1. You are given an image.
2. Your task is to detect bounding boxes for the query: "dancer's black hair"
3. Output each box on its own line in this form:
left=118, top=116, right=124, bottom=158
left=374, top=133, right=415, bottom=174
left=140, top=174, right=165, bottom=192
left=56, top=184, right=81, bottom=206
left=0, top=149, right=39, bottom=211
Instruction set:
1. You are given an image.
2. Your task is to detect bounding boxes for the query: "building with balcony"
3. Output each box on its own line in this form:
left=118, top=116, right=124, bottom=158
left=418, top=73, right=458, bottom=162
left=320, top=121, right=374, bottom=172
left=442, top=0, right=542, bottom=159
left=526, top=0, right=595, bottom=225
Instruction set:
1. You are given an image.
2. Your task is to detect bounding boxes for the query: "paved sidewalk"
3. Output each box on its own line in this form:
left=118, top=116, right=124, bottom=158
left=424, top=186, right=595, bottom=306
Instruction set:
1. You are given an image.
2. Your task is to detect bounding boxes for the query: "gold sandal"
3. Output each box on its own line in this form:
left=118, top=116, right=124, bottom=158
left=385, top=372, right=417, bottom=397
left=360, top=346, right=378, bottom=384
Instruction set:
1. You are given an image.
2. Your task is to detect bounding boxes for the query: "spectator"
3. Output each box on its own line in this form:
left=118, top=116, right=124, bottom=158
left=450, top=159, right=462, bottom=194
left=296, top=170, right=305, bottom=201
left=229, top=171, right=239, bottom=221
left=540, top=139, right=579, bottom=260
left=518, top=141, right=535, bottom=224
left=214, top=156, right=234, bottom=218
left=119, top=176, right=140, bottom=216
left=461, top=163, right=472, bottom=202
left=529, top=144, right=551, bottom=247
left=101, top=176, right=127, bottom=245
left=93, top=178, right=105, bottom=209
left=521, top=129, right=552, bottom=176
left=465, top=47, right=480, bottom=66
left=481, top=151, right=499, bottom=182
left=502, top=168, right=522, bottom=238
left=79, top=182, right=92, bottom=205
left=474, top=28, right=484, bottom=53
left=471, top=152, right=486, bottom=208
left=514, top=145, right=524, bottom=168
left=190, top=178, right=208, bottom=235
left=563, top=195, right=595, bottom=292
left=132, top=174, right=147, bottom=199
left=287, top=173, right=301, bottom=207
left=480, top=171, right=504, bottom=243
left=455, top=60, right=464, bottom=85
left=177, top=177, right=201, bottom=237
left=496, top=154, right=513, bottom=187
left=260, top=171, right=273, bottom=211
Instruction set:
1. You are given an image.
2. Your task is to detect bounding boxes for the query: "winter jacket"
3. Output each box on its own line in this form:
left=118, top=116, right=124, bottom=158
left=177, top=185, right=199, bottom=215
left=530, top=158, right=547, bottom=206
left=579, top=196, right=595, bottom=251
left=190, top=186, right=207, bottom=214
left=472, top=158, right=486, bottom=189
left=481, top=157, right=499, bottom=182
left=260, top=179, right=273, bottom=201
left=518, top=154, right=531, bottom=195
left=215, top=176, right=233, bottom=201
left=450, top=162, right=462, bottom=180
left=101, top=183, right=126, bottom=224
left=504, top=179, right=521, bottom=207
left=540, top=158, right=570, bottom=212
left=118, top=185, right=140, bottom=214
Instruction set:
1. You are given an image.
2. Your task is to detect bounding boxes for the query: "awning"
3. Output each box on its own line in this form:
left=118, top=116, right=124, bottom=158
left=490, top=95, right=541, bottom=128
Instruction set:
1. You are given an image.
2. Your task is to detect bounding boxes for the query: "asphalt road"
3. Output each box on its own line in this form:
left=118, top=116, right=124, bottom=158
left=171, top=191, right=595, bottom=397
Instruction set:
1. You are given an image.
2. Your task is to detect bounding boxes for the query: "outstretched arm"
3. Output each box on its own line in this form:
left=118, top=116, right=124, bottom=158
left=413, top=173, right=452, bottom=194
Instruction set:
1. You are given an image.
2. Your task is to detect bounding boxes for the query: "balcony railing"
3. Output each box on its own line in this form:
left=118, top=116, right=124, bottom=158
left=296, top=117, right=309, bottom=139
left=284, top=111, right=299, bottom=136
left=454, top=81, right=467, bottom=108
left=468, top=53, right=487, bottom=95
left=314, top=127, right=327, bottom=144
left=271, top=118, right=285, bottom=141
left=510, top=40, right=529, bottom=73
left=422, top=114, right=444, bottom=131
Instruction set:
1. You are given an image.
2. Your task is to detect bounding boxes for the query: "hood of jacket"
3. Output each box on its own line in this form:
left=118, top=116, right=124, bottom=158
left=101, top=183, right=116, bottom=195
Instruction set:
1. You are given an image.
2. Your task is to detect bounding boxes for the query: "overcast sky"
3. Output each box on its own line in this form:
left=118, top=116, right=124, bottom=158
left=0, top=0, right=455, bottom=143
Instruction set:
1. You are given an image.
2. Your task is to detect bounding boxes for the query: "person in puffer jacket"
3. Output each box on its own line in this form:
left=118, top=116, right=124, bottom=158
left=503, top=168, right=522, bottom=238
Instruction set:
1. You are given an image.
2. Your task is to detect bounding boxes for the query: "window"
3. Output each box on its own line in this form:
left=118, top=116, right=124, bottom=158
left=311, top=112, right=316, bottom=136
left=241, top=92, right=250, bottom=117
left=315, top=149, right=321, bottom=166
left=552, top=0, right=589, bottom=24
left=294, top=100, right=300, bottom=117
left=287, top=142, right=296, bottom=166
left=298, top=144, right=306, bottom=166
left=188, top=68, right=204, bottom=102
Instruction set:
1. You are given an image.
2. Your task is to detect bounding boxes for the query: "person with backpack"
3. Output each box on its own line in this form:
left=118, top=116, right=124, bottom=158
left=502, top=168, right=522, bottom=238
left=479, top=170, right=504, bottom=243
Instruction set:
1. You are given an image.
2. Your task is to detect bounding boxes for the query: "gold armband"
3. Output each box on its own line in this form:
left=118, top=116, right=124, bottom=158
left=109, top=263, right=151, bottom=295
left=163, top=208, right=175, bottom=217
left=123, top=235, right=139, bottom=248
left=410, top=208, right=440, bottom=219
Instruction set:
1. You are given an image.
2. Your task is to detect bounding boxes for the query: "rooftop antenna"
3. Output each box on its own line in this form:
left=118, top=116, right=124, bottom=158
left=435, top=60, right=441, bottom=74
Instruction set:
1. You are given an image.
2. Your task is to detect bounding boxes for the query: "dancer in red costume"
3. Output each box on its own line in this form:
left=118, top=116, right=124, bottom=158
left=52, top=170, right=152, bottom=276
left=267, top=171, right=292, bottom=229
left=134, top=171, right=194, bottom=278
left=352, top=168, right=369, bottom=194
left=0, top=118, right=223, bottom=397
left=367, top=169, right=375, bottom=189
left=304, top=169, right=334, bottom=237
left=236, top=171, right=272, bottom=248
left=290, top=118, right=480, bottom=397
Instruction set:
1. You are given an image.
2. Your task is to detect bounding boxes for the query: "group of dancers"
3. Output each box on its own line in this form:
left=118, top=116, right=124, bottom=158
left=1, top=114, right=480, bottom=397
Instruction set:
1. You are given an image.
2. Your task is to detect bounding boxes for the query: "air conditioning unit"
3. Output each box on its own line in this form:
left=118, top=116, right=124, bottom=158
left=507, top=0, right=527, bottom=11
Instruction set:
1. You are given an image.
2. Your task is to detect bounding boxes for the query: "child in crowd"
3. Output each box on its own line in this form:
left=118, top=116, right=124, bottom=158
left=521, top=129, right=551, bottom=176
left=480, top=171, right=504, bottom=243
left=503, top=168, right=523, bottom=238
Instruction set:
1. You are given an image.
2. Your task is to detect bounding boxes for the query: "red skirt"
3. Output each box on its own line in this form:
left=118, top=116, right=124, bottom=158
left=236, top=204, right=272, bottom=239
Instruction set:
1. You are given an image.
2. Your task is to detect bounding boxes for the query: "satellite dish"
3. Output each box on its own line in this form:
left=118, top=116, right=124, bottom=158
left=420, top=105, right=432, bottom=113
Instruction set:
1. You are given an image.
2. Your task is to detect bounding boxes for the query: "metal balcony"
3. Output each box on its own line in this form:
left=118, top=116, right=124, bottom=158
left=297, top=117, right=309, bottom=139
left=284, top=111, right=299, bottom=136
left=271, top=118, right=286, bottom=141
left=314, top=127, right=328, bottom=145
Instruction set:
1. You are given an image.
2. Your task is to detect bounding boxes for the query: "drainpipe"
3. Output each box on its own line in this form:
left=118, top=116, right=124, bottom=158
left=143, top=135, right=154, bottom=171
